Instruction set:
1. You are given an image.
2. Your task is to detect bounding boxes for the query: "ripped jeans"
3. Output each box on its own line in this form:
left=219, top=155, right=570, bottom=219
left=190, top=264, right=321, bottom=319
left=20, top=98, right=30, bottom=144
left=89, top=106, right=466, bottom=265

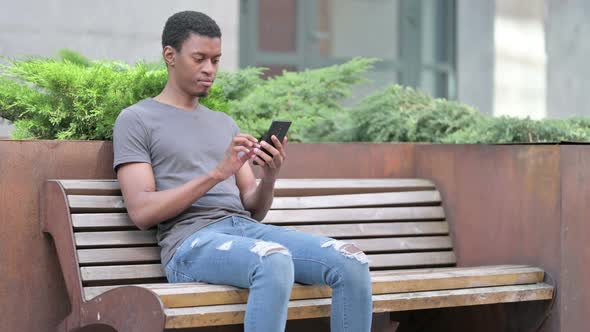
left=164, top=215, right=373, bottom=332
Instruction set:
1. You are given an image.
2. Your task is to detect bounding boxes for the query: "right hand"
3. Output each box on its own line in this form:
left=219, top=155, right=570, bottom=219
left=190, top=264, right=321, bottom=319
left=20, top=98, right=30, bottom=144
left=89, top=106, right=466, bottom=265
left=212, top=134, right=260, bottom=180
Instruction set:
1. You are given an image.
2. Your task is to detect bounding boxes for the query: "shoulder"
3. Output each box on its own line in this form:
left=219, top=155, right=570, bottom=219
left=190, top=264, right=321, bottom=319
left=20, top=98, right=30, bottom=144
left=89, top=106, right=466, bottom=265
left=115, top=99, right=152, bottom=125
left=199, top=104, right=238, bottom=127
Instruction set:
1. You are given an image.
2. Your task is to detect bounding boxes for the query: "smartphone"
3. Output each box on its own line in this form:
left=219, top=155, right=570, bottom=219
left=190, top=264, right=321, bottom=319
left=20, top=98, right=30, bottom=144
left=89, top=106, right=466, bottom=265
left=253, top=120, right=292, bottom=165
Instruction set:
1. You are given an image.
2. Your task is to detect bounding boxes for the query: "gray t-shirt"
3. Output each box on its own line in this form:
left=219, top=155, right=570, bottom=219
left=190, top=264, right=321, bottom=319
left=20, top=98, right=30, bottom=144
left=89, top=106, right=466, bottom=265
left=113, top=98, right=254, bottom=267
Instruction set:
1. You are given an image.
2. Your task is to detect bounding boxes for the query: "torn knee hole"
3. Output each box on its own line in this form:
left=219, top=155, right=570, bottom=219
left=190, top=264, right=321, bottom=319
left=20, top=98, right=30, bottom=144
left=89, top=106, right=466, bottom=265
left=341, top=243, right=362, bottom=254
left=321, top=240, right=370, bottom=264
left=250, top=241, right=291, bottom=257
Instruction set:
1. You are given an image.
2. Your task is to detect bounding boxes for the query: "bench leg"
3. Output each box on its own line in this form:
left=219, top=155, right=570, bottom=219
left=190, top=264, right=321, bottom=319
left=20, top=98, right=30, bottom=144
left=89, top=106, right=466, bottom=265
left=372, top=313, right=400, bottom=332
left=57, top=286, right=166, bottom=332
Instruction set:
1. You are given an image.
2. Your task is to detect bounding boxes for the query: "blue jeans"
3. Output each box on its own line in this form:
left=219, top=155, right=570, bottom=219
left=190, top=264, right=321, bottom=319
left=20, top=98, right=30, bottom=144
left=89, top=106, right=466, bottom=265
left=165, top=215, right=373, bottom=332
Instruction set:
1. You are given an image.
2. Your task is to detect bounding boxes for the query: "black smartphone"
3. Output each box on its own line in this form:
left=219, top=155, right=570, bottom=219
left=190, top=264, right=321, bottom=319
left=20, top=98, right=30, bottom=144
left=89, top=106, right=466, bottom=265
left=253, top=120, right=291, bottom=165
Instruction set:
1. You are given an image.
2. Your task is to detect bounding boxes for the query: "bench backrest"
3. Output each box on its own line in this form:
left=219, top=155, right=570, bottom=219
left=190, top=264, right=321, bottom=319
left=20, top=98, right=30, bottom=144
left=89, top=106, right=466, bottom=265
left=48, top=178, right=455, bottom=301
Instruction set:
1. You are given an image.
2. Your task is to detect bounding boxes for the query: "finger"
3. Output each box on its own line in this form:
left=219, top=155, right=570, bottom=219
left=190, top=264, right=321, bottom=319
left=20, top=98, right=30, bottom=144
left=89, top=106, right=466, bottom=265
left=232, top=146, right=251, bottom=154
left=271, top=135, right=284, bottom=151
left=232, top=136, right=255, bottom=148
left=260, top=140, right=279, bottom=157
left=236, top=133, right=258, bottom=144
left=279, top=136, right=288, bottom=159
left=255, top=148, right=273, bottom=163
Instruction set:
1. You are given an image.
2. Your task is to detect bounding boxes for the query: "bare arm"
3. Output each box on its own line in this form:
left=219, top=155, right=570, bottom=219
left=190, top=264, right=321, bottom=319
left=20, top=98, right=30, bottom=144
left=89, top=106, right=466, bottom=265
left=237, top=135, right=288, bottom=221
left=236, top=162, right=275, bottom=221
left=118, top=134, right=259, bottom=230
left=117, top=163, right=223, bottom=230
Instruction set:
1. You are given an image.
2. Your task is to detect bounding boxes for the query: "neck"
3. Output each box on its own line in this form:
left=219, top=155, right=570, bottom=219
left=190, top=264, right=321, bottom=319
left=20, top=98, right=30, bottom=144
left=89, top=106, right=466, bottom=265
left=154, top=81, right=200, bottom=111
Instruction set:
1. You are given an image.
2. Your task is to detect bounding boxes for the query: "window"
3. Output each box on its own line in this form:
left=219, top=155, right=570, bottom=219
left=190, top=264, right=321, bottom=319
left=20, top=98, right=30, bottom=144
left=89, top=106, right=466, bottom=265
left=240, top=0, right=456, bottom=99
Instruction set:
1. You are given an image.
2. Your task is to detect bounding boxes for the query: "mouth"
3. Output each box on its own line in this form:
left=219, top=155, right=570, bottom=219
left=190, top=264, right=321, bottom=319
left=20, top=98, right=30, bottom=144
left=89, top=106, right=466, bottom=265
left=197, top=80, right=213, bottom=87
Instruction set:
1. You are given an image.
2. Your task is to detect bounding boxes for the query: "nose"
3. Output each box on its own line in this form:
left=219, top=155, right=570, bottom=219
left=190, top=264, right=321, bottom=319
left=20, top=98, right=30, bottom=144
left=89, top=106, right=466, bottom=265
left=201, top=59, right=215, bottom=76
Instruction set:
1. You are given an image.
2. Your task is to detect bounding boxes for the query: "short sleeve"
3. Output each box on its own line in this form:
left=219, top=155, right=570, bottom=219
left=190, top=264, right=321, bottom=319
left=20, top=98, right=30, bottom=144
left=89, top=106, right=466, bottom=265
left=112, top=109, right=151, bottom=172
left=230, top=117, right=240, bottom=137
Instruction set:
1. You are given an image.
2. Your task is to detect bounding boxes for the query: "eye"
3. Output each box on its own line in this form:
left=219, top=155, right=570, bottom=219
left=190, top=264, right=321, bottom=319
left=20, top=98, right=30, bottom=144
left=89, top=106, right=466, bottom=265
left=212, top=58, right=220, bottom=65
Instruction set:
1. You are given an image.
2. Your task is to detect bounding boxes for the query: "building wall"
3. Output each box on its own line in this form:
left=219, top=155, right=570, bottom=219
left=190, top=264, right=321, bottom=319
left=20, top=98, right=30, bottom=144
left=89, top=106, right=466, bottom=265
left=0, top=0, right=240, bottom=138
left=494, top=0, right=546, bottom=119
left=456, top=0, right=495, bottom=116
left=546, top=0, right=590, bottom=119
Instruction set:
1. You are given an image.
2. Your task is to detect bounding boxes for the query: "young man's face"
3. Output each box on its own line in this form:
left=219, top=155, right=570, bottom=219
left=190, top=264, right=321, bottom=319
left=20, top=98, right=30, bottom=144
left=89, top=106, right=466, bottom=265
left=168, top=33, right=221, bottom=98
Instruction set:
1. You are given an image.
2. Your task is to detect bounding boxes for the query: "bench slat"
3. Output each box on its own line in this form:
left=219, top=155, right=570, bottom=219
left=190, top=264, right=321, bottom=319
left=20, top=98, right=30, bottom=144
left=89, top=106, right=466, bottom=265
left=75, top=230, right=157, bottom=247
left=271, top=191, right=441, bottom=209
left=81, top=264, right=165, bottom=282
left=73, top=222, right=449, bottom=248
left=76, top=236, right=454, bottom=265
left=369, top=251, right=456, bottom=268
left=353, top=236, right=453, bottom=252
left=72, top=213, right=135, bottom=230
left=292, top=222, right=449, bottom=238
left=68, top=195, right=126, bottom=212
left=78, top=247, right=161, bottom=264
left=163, top=283, right=554, bottom=328
left=58, top=178, right=435, bottom=196
left=264, top=206, right=445, bottom=224
left=68, top=192, right=442, bottom=212
left=80, top=251, right=455, bottom=283
left=71, top=206, right=445, bottom=230
left=83, top=265, right=545, bottom=303
left=58, top=179, right=121, bottom=195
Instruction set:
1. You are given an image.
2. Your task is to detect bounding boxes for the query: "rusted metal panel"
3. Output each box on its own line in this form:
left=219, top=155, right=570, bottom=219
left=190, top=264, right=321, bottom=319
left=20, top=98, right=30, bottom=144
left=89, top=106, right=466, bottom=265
left=560, top=146, right=590, bottom=332
left=0, top=141, right=576, bottom=332
left=414, top=144, right=561, bottom=332
left=273, top=143, right=416, bottom=179
left=0, top=140, right=116, bottom=332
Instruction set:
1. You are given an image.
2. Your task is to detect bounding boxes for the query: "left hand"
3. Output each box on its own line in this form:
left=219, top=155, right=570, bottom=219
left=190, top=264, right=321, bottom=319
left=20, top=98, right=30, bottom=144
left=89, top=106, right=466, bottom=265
left=252, top=135, right=288, bottom=180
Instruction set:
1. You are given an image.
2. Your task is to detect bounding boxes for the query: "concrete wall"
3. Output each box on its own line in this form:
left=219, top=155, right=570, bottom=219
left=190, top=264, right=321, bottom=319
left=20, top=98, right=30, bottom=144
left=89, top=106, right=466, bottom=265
left=456, top=0, right=495, bottom=116
left=0, top=0, right=240, bottom=138
left=494, top=0, right=546, bottom=119
left=546, top=0, right=590, bottom=118
left=457, top=0, right=589, bottom=120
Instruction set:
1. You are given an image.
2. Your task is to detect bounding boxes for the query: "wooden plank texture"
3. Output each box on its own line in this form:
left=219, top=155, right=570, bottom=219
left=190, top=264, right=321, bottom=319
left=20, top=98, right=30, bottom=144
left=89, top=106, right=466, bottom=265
left=72, top=222, right=449, bottom=248
left=72, top=213, right=135, bottom=230
left=59, top=178, right=436, bottom=196
left=75, top=230, right=157, bottom=247
left=71, top=207, right=446, bottom=230
left=79, top=250, right=455, bottom=283
left=291, top=222, right=449, bottom=237
left=83, top=265, right=545, bottom=303
left=80, top=264, right=164, bottom=282
left=264, top=207, right=445, bottom=224
left=75, top=236, right=454, bottom=265
left=271, top=191, right=441, bottom=209
left=163, top=283, right=554, bottom=328
left=68, top=195, right=125, bottom=212
left=77, top=247, right=161, bottom=265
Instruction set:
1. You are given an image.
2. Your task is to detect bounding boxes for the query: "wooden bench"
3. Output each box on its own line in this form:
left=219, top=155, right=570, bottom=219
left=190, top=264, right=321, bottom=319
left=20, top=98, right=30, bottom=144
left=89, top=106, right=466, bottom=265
left=42, top=178, right=554, bottom=331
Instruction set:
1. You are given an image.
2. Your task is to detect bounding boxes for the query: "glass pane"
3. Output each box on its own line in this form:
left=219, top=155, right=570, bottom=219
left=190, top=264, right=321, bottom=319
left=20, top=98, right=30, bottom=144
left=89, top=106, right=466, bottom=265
left=421, top=70, right=449, bottom=98
left=258, top=0, right=297, bottom=53
left=313, top=0, right=400, bottom=61
left=421, top=0, right=454, bottom=65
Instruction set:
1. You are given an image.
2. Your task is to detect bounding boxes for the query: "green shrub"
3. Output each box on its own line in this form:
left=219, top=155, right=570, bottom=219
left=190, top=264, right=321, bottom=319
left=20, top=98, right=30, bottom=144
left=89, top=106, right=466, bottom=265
left=444, top=116, right=590, bottom=143
left=0, top=51, right=373, bottom=141
left=346, top=85, right=482, bottom=142
left=0, top=51, right=226, bottom=140
left=224, top=57, right=377, bottom=141
left=1, top=51, right=588, bottom=143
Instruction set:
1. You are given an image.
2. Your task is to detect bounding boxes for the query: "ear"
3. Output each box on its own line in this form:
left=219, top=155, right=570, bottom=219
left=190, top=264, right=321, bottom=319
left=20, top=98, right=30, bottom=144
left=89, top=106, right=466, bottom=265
left=163, top=46, right=176, bottom=67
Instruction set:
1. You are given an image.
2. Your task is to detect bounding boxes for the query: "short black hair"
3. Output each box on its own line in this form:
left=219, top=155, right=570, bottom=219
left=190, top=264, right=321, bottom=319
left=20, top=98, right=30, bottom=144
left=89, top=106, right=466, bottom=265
left=161, top=11, right=221, bottom=51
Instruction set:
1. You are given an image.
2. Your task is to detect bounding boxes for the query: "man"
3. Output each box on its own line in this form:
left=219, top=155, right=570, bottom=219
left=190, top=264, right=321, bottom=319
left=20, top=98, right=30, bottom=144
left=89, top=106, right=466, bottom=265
left=113, top=11, right=372, bottom=331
